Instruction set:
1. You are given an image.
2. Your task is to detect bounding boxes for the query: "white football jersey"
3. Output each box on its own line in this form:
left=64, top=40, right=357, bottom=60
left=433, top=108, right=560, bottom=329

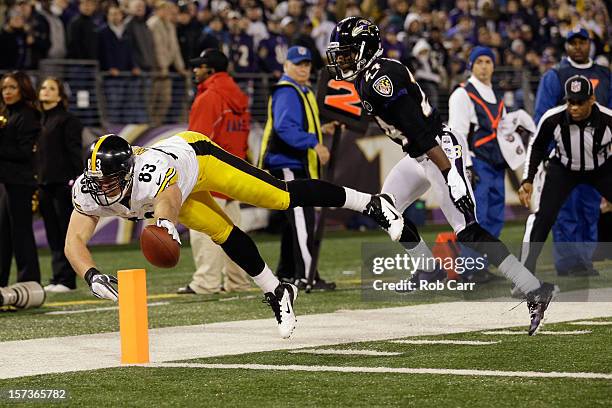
left=72, top=136, right=199, bottom=220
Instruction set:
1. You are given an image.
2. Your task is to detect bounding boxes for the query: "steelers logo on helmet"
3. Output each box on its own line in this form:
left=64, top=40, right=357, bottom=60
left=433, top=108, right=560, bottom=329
left=84, top=134, right=135, bottom=206
left=326, top=16, right=383, bottom=81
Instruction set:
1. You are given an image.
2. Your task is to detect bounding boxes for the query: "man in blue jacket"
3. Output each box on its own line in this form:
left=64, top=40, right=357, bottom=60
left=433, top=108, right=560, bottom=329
left=529, top=27, right=611, bottom=276
left=258, top=45, right=338, bottom=290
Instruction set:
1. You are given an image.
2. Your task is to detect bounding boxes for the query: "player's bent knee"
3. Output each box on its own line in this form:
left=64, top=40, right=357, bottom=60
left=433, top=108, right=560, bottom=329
left=210, top=224, right=235, bottom=245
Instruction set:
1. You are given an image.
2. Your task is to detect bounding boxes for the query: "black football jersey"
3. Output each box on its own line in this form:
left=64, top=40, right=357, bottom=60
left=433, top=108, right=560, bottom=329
left=355, top=58, right=444, bottom=158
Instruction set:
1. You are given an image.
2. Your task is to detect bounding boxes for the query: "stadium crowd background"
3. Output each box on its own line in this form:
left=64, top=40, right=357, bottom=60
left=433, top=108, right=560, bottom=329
left=0, top=0, right=610, bottom=126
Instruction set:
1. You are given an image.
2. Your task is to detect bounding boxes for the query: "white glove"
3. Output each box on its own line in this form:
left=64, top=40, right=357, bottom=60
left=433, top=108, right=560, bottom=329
left=84, top=268, right=119, bottom=302
left=156, top=218, right=182, bottom=245
left=446, top=166, right=474, bottom=215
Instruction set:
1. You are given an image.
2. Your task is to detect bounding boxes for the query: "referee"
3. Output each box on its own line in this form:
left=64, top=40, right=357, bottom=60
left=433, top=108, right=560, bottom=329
left=519, top=75, right=612, bottom=274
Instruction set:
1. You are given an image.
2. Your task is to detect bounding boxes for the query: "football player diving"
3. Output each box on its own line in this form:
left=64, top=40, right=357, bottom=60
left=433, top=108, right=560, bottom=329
left=326, top=17, right=558, bottom=335
left=65, top=131, right=405, bottom=338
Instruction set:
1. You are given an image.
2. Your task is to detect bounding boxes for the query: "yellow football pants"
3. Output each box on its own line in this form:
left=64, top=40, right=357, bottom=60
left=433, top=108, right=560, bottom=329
left=176, top=131, right=290, bottom=244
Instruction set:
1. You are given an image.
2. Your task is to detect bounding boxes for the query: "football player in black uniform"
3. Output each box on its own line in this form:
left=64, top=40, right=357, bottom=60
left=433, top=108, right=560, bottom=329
left=326, top=17, right=557, bottom=335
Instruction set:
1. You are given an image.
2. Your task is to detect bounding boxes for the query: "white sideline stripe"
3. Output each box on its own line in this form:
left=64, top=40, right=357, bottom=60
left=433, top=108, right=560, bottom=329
left=482, top=330, right=591, bottom=335
left=288, top=349, right=401, bottom=356
left=391, top=340, right=499, bottom=345
left=568, top=321, right=612, bottom=326
left=45, top=302, right=170, bottom=315
left=2, top=287, right=611, bottom=380
left=145, top=363, right=612, bottom=380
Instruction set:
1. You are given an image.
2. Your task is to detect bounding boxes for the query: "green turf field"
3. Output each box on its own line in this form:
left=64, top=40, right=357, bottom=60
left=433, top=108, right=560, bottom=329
left=1, top=223, right=611, bottom=407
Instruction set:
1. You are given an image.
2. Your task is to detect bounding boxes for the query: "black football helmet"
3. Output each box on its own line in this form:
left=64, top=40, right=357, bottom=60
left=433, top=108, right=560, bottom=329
left=84, top=134, right=134, bottom=206
left=326, top=17, right=383, bottom=80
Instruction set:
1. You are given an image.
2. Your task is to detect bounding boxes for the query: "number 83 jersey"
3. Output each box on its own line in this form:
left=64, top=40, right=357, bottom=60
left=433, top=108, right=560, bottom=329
left=355, top=58, right=446, bottom=158
left=72, top=136, right=199, bottom=220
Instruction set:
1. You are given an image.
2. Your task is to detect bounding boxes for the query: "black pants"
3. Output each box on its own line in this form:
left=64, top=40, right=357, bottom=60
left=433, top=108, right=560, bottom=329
left=270, top=168, right=319, bottom=282
left=39, top=183, right=77, bottom=288
left=0, top=183, right=40, bottom=286
left=523, top=159, right=612, bottom=273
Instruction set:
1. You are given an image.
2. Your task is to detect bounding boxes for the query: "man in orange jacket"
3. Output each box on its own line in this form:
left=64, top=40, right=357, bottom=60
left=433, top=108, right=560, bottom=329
left=177, top=48, right=252, bottom=294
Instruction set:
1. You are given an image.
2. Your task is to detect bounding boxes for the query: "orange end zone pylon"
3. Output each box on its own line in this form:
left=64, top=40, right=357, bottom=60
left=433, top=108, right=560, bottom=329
left=118, top=269, right=150, bottom=364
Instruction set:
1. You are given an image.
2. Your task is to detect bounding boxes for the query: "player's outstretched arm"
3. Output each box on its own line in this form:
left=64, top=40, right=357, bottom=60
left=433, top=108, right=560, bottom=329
left=153, top=183, right=183, bottom=244
left=65, top=210, right=100, bottom=278
left=65, top=211, right=120, bottom=301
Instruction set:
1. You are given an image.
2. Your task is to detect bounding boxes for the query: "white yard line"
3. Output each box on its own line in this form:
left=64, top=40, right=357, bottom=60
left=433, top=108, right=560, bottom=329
left=481, top=330, right=592, bottom=335
left=1, top=288, right=611, bottom=380
left=390, top=340, right=499, bottom=345
left=45, top=302, right=170, bottom=315
left=145, top=363, right=612, bottom=380
left=288, top=349, right=401, bottom=356
left=568, top=321, right=612, bottom=326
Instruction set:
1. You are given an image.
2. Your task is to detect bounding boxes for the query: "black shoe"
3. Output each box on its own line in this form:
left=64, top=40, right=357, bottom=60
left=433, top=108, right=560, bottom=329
left=569, top=266, right=600, bottom=277
left=176, top=285, right=196, bottom=294
left=526, top=282, right=559, bottom=336
left=312, top=278, right=336, bottom=291
left=294, top=278, right=337, bottom=291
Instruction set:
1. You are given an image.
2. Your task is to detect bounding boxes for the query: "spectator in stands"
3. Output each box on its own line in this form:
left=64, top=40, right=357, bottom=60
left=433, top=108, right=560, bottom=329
left=99, top=3, right=142, bottom=123
left=245, top=6, right=267, bottom=49
left=37, top=77, right=83, bottom=292
left=402, top=12, right=421, bottom=52
left=0, top=6, right=31, bottom=70
left=98, top=5, right=137, bottom=75
left=257, top=17, right=287, bottom=79
left=409, top=38, right=444, bottom=109
left=0, top=71, right=41, bottom=286
left=18, top=0, right=51, bottom=68
left=67, top=0, right=99, bottom=59
left=226, top=11, right=257, bottom=73
left=147, top=0, right=187, bottom=126
left=285, top=0, right=306, bottom=26
left=309, top=4, right=336, bottom=58
left=291, top=18, right=323, bottom=72
left=176, top=1, right=202, bottom=64
left=37, top=0, right=67, bottom=59
left=197, top=15, right=228, bottom=53
left=258, top=46, right=337, bottom=291
left=382, top=25, right=407, bottom=64
left=125, top=0, right=157, bottom=72
left=177, top=48, right=252, bottom=295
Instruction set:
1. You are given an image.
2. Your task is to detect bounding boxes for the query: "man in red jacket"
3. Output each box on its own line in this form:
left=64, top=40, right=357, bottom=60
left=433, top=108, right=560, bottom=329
left=177, top=48, right=252, bottom=294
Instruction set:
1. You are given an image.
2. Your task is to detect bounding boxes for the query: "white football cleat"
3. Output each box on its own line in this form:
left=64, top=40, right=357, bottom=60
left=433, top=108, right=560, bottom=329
left=364, top=193, right=404, bottom=241
left=264, top=283, right=298, bottom=339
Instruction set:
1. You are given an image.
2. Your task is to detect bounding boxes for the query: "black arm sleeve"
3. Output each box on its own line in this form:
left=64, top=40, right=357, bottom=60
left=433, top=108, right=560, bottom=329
left=386, top=94, right=439, bottom=154
left=524, top=117, right=556, bottom=183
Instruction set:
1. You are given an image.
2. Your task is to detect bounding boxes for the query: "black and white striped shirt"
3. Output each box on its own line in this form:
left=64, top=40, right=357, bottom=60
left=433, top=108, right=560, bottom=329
left=523, top=103, right=612, bottom=182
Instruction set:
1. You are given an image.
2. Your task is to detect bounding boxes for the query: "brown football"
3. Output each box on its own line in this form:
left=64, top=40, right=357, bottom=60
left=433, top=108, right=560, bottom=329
left=140, top=225, right=180, bottom=268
